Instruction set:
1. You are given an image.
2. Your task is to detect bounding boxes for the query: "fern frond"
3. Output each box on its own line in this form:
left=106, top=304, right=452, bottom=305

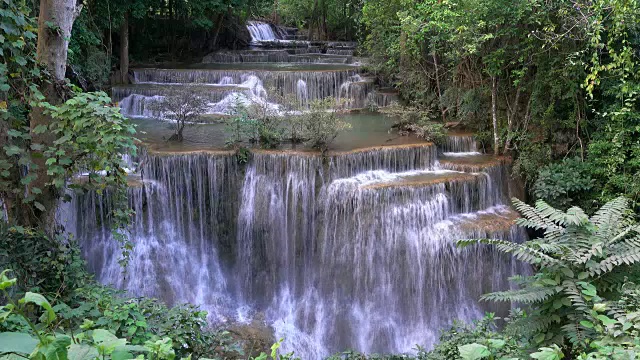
left=512, top=198, right=562, bottom=231
left=591, top=197, right=629, bottom=240
left=457, top=238, right=561, bottom=266
left=481, top=286, right=559, bottom=304
left=536, top=200, right=587, bottom=226
left=590, top=250, right=640, bottom=276
left=519, top=315, right=556, bottom=334
left=561, top=322, right=589, bottom=346
left=564, top=206, right=590, bottom=226
left=562, top=281, right=589, bottom=313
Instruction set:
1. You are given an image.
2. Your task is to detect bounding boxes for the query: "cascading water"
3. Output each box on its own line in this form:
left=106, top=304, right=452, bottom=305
left=119, top=66, right=387, bottom=115
left=79, top=21, right=530, bottom=360
left=440, top=134, right=478, bottom=153
left=69, top=153, right=241, bottom=318
left=247, top=21, right=279, bottom=42
left=296, top=79, right=308, bottom=107
left=69, top=138, right=527, bottom=359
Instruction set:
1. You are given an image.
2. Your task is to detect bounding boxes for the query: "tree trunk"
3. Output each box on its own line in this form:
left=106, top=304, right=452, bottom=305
left=31, top=0, right=82, bottom=229
left=37, top=0, right=81, bottom=80
left=504, top=84, right=521, bottom=153
left=432, top=51, right=446, bottom=122
left=491, top=76, right=499, bottom=155
left=120, top=12, right=129, bottom=84
left=273, top=0, right=279, bottom=24
left=308, top=0, right=319, bottom=41
left=210, top=13, right=224, bottom=50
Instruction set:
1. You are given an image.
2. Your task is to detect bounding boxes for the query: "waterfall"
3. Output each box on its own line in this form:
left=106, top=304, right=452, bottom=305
left=247, top=21, right=279, bottom=42
left=67, top=141, right=526, bottom=359
left=204, top=50, right=291, bottom=63
left=296, top=79, right=308, bottom=106
left=337, top=75, right=375, bottom=109
left=327, top=49, right=355, bottom=56
left=120, top=67, right=379, bottom=115
left=328, top=144, right=437, bottom=179
left=71, top=153, right=240, bottom=319
left=119, top=94, right=164, bottom=118
left=83, top=25, right=530, bottom=360
left=440, top=135, right=478, bottom=153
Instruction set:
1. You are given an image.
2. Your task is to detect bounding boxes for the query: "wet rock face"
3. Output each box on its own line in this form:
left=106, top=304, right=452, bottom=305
left=213, top=15, right=251, bottom=50
left=226, top=314, right=275, bottom=358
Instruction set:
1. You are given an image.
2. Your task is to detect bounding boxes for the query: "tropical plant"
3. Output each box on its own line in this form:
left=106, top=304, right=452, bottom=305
left=0, top=269, right=177, bottom=360
left=458, top=197, right=640, bottom=354
left=381, top=103, right=445, bottom=144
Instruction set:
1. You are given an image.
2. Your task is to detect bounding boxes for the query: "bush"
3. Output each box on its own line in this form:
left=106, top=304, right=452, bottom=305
left=301, top=99, right=351, bottom=150
left=381, top=103, right=446, bottom=144
left=458, top=197, right=640, bottom=357
left=533, top=158, right=595, bottom=210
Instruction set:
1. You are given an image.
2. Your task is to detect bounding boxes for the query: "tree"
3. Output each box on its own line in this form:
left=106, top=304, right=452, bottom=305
left=301, top=98, right=351, bottom=150
left=149, top=89, right=210, bottom=142
left=1, top=2, right=136, bottom=264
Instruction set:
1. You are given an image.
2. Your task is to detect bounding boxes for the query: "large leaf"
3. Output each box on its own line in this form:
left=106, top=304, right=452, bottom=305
left=530, top=345, right=564, bottom=360
left=21, top=292, right=55, bottom=323
left=92, top=330, right=126, bottom=355
left=0, top=332, right=38, bottom=355
left=458, top=343, right=491, bottom=360
left=111, top=347, right=133, bottom=360
left=91, top=330, right=117, bottom=344
left=38, top=335, right=71, bottom=360
left=0, top=270, right=16, bottom=291
left=67, top=344, right=99, bottom=360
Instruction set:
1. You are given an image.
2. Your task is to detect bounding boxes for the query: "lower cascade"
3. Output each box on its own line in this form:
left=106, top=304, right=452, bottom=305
left=61, top=141, right=528, bottom=359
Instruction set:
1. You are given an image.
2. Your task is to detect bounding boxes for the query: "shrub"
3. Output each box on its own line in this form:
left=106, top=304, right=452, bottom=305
left=0, top=228, right=241, bottom=359
left=381, top=103, right=445, bottom=144
left=301, top=99, right=351, bottom=150
left=148, top=89, right=210, bottom=142
left=533, top=158, right=595, bottom=210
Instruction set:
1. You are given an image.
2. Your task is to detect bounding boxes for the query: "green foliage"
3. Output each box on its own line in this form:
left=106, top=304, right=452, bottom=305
left=533, top=158, right=595, bottom=210
left=249, top=338, right=299, bottom=360
left=246, top=101, right=284, bottom=149
left=512, top=143, right=552, bottom=187
left=1, top=3, right=135, bottom=266
left=381, top=103, right=446, bottom=144
left=301, top=99, right=351, bottom=151
left=68, top=11, right=110, bottom=89
left=224, top=102, right=260, bottom=147
left=361, top=0, right=640, bottom=208
left=423, top=314, right=526, bottom=360
left=0, top=225, right=89, bottom=296
left=458, top=197, right=640, bottom=355
left=0, top=272, right=179, bottom=360
left=275, top=0, right=362, bottom=40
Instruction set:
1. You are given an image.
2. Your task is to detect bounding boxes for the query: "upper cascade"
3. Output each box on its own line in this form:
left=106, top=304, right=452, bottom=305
left=247, top=21, right=280, bottom=42
left=113, top=21, right=398, bottom=119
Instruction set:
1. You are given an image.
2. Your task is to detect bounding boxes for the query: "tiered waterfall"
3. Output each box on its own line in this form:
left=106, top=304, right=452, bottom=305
left=60, top=21, right=527, bottom=360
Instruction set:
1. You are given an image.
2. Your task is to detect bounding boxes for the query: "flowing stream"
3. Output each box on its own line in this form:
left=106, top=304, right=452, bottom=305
left=60, top=22, right=527, bottom=359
